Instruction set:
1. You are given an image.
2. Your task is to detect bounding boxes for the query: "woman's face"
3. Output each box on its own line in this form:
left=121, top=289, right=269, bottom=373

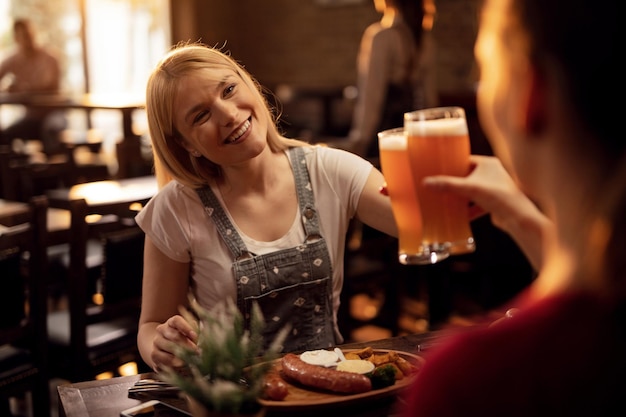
left=172, top=67, right=269, bottom=168
left=474, top=0, right=517, bottom=171
left=475, top=0, right=538, bottom=196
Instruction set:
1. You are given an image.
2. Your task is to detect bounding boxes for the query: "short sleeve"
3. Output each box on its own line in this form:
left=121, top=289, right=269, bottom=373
left=135, top=181, right=197, bottom=263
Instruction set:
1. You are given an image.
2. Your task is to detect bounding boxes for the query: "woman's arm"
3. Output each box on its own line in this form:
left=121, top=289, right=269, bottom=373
left=137, top=237, right=198, bottom=371
left=356, top=166, right=398, bottom=237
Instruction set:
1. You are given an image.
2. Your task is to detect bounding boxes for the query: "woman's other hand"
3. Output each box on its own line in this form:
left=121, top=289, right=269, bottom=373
left=150, top=314, right=198, bottom=371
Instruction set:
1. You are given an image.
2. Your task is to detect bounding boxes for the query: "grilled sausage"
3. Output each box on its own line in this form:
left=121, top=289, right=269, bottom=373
left=263, top=370, right=289, bottom=401
left=280, top=353, right=372, bottom=394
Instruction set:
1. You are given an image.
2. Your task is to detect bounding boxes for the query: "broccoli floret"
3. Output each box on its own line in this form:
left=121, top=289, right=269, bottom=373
left=369, top=364, right=396, bottom=389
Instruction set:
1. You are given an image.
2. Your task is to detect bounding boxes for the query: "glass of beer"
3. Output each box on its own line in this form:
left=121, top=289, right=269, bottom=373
left=378, top=127, right=436, bottom=265
left=404, top=106, right=475, bottom=262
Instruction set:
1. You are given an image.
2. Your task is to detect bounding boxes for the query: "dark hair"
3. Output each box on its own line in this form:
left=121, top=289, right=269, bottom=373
left=395, top=0, right=428, bottom=48
left=512, top=0, right=620, bottom=156
left=13, top=18, right=32, bottom=35
left=510, top=0, right=624, bottom=300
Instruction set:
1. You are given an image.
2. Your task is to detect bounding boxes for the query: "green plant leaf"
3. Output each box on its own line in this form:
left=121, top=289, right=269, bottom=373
left=159, top=297, right=288, bottom=413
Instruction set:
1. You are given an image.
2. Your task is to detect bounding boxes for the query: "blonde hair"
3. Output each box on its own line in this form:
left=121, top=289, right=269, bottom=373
left=145, top=42, right=307, bottom=188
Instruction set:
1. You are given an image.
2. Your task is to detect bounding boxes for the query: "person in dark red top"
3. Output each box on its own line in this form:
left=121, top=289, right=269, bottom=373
left=398, top=0, right=626, bottom=415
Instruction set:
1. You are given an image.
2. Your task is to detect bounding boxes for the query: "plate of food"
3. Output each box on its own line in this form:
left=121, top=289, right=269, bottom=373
left=259, top=347, right=425, bottom=410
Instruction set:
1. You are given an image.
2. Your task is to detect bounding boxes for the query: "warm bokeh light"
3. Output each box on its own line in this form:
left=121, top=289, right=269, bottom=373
left=118, top=361, right=139, bottom=377
left=92, top=292, right=104, bottom=305
left=423, top=0, right=437, bottom=31
left=68, top=179, right=156, bottom=206
left=350, top=293, right=384, bottom=321
left=94, top=362, right=138, bottom=380
left=69, top=181, right=121, bottom=202
left=129, top=202, right=144, bottom=211
left=95, top=371, right=114, bottom=380
left=85, top=214, right=103, bottom=224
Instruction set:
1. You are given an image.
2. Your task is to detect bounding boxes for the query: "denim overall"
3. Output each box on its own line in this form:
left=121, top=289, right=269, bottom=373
left=195, top=147, right=336, bottom=352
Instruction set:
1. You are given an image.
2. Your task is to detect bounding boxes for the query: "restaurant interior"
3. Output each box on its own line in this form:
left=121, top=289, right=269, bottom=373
left=0, top=1, right=536, bottom=416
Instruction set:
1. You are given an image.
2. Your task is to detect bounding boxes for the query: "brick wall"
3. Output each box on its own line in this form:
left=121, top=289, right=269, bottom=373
left=171, top=0, right=480, bottom=94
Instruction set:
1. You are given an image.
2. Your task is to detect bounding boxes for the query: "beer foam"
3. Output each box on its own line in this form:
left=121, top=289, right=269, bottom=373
left=406, top=117, right=468, bottom=136
left=378, top=130, right=408, bottom=150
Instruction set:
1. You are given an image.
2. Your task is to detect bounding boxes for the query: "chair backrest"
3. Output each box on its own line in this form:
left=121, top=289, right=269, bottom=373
left=0, top=147, right=29, bottom=200
left=0, top=147, right=73, bottom=202
left=0, top=195, right=50, bottom=417
left=19, top=157, right=74, bottom=201
left=47, top=195, right=150, bottom=381
left=115, top=140, right=153, bottom=179
left=84, top=226, right=145, bottom=325
left=99, top=226, right=145, bottom=305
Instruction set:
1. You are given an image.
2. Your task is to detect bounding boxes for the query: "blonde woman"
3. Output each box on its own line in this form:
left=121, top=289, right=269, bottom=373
left=135, top=43, right=397, bottom=371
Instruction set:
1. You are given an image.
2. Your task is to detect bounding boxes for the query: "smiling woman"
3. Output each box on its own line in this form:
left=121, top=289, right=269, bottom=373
left=135, top=42, right=400, bottom=374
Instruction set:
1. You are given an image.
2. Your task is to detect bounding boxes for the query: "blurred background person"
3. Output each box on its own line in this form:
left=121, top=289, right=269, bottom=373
left=0, top=18, right=66, bottom=154
left=342, top=0, right=438, bottom=162
left=331, top=0, right=439, bottom=310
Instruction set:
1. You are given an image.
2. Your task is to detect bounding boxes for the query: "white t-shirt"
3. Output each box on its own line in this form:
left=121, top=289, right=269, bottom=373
left=135, top=145, right=373, bottom=337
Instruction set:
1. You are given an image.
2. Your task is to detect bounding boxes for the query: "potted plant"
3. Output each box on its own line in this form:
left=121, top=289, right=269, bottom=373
left=159, top=298, right=288, bottom=417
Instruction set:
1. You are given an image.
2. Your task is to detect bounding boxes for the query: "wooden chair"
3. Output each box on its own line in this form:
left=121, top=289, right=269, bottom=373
left=46, top=197, right=150, bottom=382
left=63, top=134, right=111, bottom=184
left=0, top=147, right=28, bottom=200
left=0, top=146, right=73, bottom=202
left=18, top=156, right=74, bottom=201
left=0, top=196, right=50, bottom=417
left=115, top=140, right=153, bottom=179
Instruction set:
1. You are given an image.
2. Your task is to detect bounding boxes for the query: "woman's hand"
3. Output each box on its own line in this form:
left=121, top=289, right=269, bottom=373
left=421, top=155, right=552, bottom=270
left=379, top=155, right=522, bottom=226
left=421, top=155, right=528, bottom=229
left=379, top=155, right=551, bottom=269
left=150, top=314, right=199, bottom=372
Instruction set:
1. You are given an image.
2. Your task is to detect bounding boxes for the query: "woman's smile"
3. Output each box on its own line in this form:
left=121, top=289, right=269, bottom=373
left=224, top=117, right=251, bottom=144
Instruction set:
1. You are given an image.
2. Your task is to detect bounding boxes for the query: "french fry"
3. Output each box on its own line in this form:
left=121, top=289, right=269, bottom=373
left=395, top=356, right=419, bottom=376
left=347, top=347, right=374, bottom=359
left=344, top=352, right=361, bottom=360
left=367, top=351, right=399, bottom=367
left=346, top=346, right=420, bottom=381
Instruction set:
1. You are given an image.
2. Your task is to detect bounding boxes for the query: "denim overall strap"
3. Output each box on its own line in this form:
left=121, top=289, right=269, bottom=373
left=195, top=186, right=252, bottom=260
left=289, top=146, right=323, bottom=241
left=195, top=147, right=336, bottom=352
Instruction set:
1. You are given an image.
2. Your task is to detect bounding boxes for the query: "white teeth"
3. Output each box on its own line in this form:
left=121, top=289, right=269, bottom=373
left=226, top=119, right=250, bottom=143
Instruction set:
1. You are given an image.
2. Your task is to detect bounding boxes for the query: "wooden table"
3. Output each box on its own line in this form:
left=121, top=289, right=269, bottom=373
left=1, top=92, right=151, bottom=179
left=44, top=175, right=157, bottom=248
left=0, top=198, right=99, bottom=247
left=46, top=175, right=158, bottom=209
left=0, top=92, right=145, bottom=142
left=57, top=331, right=449, bottom=417
left=0, top=198, right=28, bottom=224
